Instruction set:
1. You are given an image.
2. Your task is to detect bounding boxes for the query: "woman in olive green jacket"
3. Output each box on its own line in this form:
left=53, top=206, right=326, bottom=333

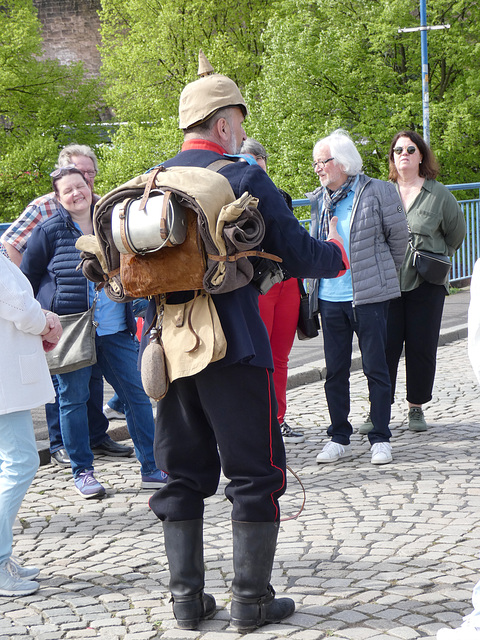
left=385, top=130, right=466, bottom=432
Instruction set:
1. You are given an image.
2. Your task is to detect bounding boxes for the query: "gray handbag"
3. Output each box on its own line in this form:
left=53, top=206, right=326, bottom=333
left=46, top=298, right=98, bottom=375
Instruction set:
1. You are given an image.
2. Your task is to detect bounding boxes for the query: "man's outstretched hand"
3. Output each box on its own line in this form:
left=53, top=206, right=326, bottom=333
left=327, top=216, right=343, bottom=245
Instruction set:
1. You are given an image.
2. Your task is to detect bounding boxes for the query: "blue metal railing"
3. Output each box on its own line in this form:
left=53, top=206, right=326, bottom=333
left=293, top=182, right=480, bottom=284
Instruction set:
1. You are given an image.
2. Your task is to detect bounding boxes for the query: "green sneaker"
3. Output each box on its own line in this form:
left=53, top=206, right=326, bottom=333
left=358, top=413, right=374, bottom=435
left=408, top=407, right=427, bottom=431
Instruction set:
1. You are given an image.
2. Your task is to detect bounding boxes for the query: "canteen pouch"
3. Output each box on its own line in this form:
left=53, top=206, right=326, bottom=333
left=141, top=330, right=169, bottom=401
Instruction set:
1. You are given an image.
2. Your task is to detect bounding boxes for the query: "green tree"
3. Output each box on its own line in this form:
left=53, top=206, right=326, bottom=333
left=100, top=0, right=270, bottom=121
left=0, top=0, right=103, bottom=221
left=97, top=0, right=272, bottom=187
left=97, top=0, right=480, bottom=199
left=247, top=0, right=480, bottom=199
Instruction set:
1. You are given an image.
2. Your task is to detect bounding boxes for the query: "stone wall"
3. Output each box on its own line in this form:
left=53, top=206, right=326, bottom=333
left=33, top=0, right=102, bottom=77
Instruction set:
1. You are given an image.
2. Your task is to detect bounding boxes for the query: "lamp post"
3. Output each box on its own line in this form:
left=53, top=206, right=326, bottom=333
left=398, top=0, right=450, bottom=146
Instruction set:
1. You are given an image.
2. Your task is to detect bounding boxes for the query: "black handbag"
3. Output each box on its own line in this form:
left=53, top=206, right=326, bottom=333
left=411, top=242, right=451, bottom=286
left=45, top=298, right=98, bottom=375
left=296, top=279, right=320, bottom=340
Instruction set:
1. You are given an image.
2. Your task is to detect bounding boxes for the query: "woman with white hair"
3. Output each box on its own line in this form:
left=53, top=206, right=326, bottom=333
left=307, top=129, right=408, bottom=465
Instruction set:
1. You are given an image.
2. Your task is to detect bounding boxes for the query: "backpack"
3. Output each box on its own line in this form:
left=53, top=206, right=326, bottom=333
left=77, top=163, right=278, bottom=399
left=80, top=164, right=271, bottom=300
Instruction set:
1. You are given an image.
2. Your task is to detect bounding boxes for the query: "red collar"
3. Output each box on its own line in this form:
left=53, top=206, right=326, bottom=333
left=181, top=139, right=227, bottom=155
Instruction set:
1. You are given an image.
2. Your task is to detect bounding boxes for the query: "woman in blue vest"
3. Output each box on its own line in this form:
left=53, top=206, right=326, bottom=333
left=21, top=167, right=166, bottom=498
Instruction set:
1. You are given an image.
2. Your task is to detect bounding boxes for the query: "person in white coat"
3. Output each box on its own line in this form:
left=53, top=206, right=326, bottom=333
left=468, top=260, right=480, bottom=386
left=435, top=259, right=480, bottom=640
left=0, top=253, right=62, bottom=596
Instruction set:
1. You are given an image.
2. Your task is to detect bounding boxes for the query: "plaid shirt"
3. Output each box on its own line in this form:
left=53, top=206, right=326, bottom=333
left=1, top=193, right=58, bottom=253
left=1, top=192, right=100, bottom=253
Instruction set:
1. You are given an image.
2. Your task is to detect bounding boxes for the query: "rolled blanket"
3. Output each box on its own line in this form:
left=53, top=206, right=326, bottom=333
left=200, top=192, right=266, bottom=294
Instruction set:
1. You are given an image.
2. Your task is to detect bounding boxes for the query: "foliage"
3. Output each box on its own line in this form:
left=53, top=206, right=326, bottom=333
left=95, top=120, right=184, bottom=194
left=2, top=0, right=480, bottom=219
left=248, top=0, right=480, bottom=198
left=96, top=0, right=272, bottom=183
left=99, top=0, right=271, bottom=122
left=0, top=0, right=103, bottom=221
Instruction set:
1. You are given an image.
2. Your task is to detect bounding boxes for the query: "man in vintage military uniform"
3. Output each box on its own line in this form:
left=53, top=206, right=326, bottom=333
left=148, top=51, right=349, bottom=632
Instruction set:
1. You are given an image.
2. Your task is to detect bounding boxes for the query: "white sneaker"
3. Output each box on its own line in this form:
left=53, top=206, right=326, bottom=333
left=7, top=557, right=39, bottom=580
left=437, top=618, right=480, bottom=640
left=316, top=441, right=352, bottom=463
left=371, top=442, right=392, bottom=465
left=0, top=561, right=39, bottom=596
left=103, top=403, right=125, bottom=421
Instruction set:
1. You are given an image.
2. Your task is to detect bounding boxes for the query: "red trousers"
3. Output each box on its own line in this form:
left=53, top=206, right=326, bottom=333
left=258, top=278, right=300, bottom=423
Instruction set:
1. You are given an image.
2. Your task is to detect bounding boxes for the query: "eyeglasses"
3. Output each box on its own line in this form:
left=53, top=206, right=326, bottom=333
left=312, top=157, right=334, bottom=170
left=50, top=164, right=97, bottom=178
left=393, top=145, right=417, bottom=155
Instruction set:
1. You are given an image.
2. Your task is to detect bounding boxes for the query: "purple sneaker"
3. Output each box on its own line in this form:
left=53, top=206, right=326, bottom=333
left=74, top=470, right=106, bottom=499
left=141, top=469, right=168, bottom=489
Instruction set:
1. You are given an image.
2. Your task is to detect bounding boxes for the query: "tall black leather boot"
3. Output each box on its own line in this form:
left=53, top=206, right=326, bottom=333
left=230, top=521, right=295, bottom=632
left=162, top=519, right=216, bottom=630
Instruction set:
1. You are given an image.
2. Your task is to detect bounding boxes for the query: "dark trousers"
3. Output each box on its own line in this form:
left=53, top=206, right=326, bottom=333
left=318, top=299, right=392, bottom=446
left=386, top=281, right=446, bottom=405
left=149, top=363, right=286, bottom=523
left=45, top=363, right=109, bottom=454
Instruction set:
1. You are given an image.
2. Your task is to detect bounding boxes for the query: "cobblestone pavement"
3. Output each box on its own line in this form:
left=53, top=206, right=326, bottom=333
left=2, top=337, right=480, bottom=640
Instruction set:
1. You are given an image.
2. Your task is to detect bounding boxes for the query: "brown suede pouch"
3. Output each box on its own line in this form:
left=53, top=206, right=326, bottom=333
left=120, top=209, right=205, bottom=297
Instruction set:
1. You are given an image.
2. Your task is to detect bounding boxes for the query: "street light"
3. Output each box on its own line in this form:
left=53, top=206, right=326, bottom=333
left=398, top=0, right=450, bottom=146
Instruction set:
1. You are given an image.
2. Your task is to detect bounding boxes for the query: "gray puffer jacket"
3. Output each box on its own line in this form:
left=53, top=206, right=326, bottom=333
left=306, top=173, right=408, bottom=313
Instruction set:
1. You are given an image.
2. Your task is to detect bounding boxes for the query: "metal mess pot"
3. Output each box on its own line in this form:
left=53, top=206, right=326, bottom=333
left=111, top=190, right=188, bottom=255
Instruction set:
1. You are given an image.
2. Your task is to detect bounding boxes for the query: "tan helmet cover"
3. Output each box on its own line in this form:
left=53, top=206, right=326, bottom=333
left=179, top=50, right=247, bottom=130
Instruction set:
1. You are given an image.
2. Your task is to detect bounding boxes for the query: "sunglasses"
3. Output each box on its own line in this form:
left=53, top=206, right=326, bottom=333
left=50, top=164, right=78, bottom=178
left=393, top=145, right=417, bottom=155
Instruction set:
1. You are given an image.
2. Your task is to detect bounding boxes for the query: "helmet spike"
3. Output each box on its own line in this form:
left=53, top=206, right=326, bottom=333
left=198, top=50, right=214, bottom=77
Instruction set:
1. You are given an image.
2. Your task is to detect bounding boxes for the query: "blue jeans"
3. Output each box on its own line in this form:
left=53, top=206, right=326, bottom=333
left=107, top=393, right=125, bottom=414
left=45, top=366, right=109, bottom=453
left=318, top=299, right=392, bottom=445
left=56, top=331, right=156, bottom=478
left=0, top=411, right=39, bottom=564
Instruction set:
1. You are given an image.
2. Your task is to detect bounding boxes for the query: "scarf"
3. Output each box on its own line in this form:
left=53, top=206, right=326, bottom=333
left=319, top=174, right=356, bottom=240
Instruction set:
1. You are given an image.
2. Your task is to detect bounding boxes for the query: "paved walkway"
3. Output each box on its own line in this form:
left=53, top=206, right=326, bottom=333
left=31, top=287, right=471, bottom=454
left=3, top=334, right=480, bottom=639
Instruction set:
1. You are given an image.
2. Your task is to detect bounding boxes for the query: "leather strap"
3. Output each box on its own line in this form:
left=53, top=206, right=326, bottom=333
left=206, top=158, right=234, bottom=172
left=207, top=250, right=282, bottom=263
left=160, top=190, right=177, bottom=248
left=185, top=291, right=201, bottom=354
left=139, top=167, right=163, bottom=212
left=160, top=190, right=170, bottom=240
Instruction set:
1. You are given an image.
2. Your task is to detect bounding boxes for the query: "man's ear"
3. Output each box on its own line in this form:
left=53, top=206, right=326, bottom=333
left=214, top=116, right=229, bottom=142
